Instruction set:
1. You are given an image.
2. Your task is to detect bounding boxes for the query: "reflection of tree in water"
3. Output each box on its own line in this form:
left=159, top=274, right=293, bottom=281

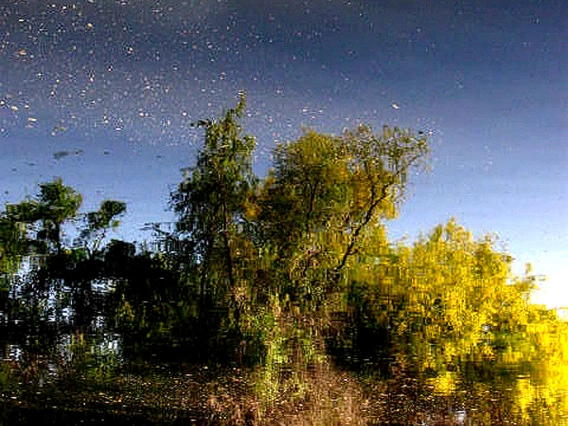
left=0, top=99, right=567, bottom=425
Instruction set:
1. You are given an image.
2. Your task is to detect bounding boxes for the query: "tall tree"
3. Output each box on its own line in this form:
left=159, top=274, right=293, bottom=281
left=258, top=125, right=429, bottom=299
left=170, top=93, right=257, bottom=335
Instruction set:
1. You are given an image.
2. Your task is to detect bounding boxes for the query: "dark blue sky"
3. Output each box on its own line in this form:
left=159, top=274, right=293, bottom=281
left=1, top=0, right=566, bottom=306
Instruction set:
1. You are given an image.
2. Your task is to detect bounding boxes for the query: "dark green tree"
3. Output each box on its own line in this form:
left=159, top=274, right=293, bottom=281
left=79, top=200, right=127, bottom=255
left=169, top=93, right=259, bottom=361
left=0, top=179, right=127, bottom=327
left=32, top=178, right=83, bottom=255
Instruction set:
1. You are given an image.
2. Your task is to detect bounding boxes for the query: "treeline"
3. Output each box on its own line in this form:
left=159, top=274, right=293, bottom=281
left=1, top=95, right=566, bottom=422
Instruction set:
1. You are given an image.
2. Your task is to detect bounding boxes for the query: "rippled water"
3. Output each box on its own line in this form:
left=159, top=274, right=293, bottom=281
left=1, top=316, right=567, bottom=425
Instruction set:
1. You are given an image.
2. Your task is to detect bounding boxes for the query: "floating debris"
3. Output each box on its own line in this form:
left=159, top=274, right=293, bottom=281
left=53, top=150, right=85, bottom=160
left=53, top=151, right=71, bottom=160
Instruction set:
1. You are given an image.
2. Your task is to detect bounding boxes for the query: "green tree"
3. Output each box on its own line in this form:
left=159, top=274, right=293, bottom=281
left=0, top=215, right=28, bottom=284
left=32, top=178, right=83, bottom=255
left=258, top=125, right=429, bottom=306
left=169, top=93, right=258, bottom=360
left=0, top=178, right=127, bottom=327
left=79, top=200, right=127, bottom=255
left=245, top=124, right=429, bottom=405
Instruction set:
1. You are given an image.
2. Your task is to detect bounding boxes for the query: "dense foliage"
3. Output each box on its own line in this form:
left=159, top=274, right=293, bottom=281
left=1, top=96, right=566, bottom=424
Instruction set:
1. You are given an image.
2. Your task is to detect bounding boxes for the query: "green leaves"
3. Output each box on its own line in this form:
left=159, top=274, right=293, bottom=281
left=170, top=94, right=259, bottom=349
left=257, top=125, right=429, bottom=296
left=80, top=200, right=127, bottom=252
left=2, top=98, right=564, bottom=422
left=166, top=96, right=434, bottom=368
left=1, top=178, right=83, bottom=256
left=0, top=215, right=28, bottom=283
left=87, top=200, right=127, bottom=230
left=0, top=178, right=132, bottom=336
left=172, top=93, right=256, bottom=245
left=37, top=178, right=83, bottom=225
